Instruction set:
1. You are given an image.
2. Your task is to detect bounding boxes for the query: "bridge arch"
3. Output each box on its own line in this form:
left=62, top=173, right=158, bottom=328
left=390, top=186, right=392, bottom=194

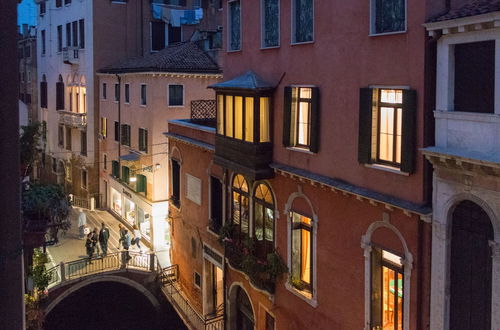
left=45, top=274, right=161, bottom=315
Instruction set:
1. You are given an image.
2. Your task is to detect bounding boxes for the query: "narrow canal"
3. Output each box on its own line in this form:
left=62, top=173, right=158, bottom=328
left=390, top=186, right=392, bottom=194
left=45, top=281, right=186, bottom=330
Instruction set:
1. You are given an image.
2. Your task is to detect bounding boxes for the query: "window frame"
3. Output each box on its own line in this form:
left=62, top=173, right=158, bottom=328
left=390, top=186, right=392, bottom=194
left=290, top=211, right=313, bottom=293
left=369, top=0, right=407, bottom=36
left=227, top=0, right=242, bottom=52
left=171, top=158, right=181, bottom=208
left=260, top=0, right=280, bottom=49
left=41, top=30, right=46, bottom=55
left=101, top=117, right=107, bottom=138
left=58, top=125, right=64, bottom=147
left=124, top=83, right=130, bottom=104
left=65, top=127, right=72, bottom=150
left=140, top=84, right=147, bottom=106
left=253, top=182, right=275, bottom=259
left=168, top=84, right=184, bottom=107
left=114, top=121, right=120, bottom=142
left=209, top=175, right=223, bottom=233
left=103, top=154, right=107, bottom=171
left=81, top=168, right=88, bottom=190
left=102, top=83, right=107, bottom=100
left=375, top=89, right=403, bottom=167
left=114, top=83, right=120, bottom=102
left=57, top=25, right=63, bottom=53
left=138, top=127, right=148, bottom=153
left=231, top=174, right=250, bottom=239
left=121, top=124, right=131, bottom=147
left=291, top=0, right=314, bottom=45
left=80, top=131, right=87, bottom=156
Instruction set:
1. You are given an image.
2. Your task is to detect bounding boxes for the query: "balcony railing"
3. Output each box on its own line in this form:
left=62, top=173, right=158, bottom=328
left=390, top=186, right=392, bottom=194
left=191, top=100, right=216, bottom=127
left=434, top=110, right=500, bottom=156
left=58, top=110, right=87, bottom=128
left=62, top=47, right=79, bottom=65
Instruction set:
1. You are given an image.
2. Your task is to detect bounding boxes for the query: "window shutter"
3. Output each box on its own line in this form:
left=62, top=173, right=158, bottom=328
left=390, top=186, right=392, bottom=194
left=401, top=89, right=417, bottom=173
left=137, top=175, right=147, bottom=193
left=144, top=129, right=148, bottom=153
left=122, top=166, right=130, bottom=183
left=112, top=161, right=119, bottom=177
left=282, top=86, right=292, bottom=147
left=309, top=87, right=320, bottom=153
left=358, top=88, right=373, bottom=164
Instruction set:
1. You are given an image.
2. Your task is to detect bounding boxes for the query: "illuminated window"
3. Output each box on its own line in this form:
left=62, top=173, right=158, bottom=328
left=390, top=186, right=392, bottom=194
left=358, top=87, right=416, bottom=173
left=371, top=248, right=403, bottom=330
left=283, top=86, right=319, bottom=152
left=217, top=93, right=270, bottom=144
left=232, top=174, right=249, bottom=238
left=377, top=89, right=402, bottom=166
left=100, top=117, right=107, bottom=138
left=254, top=183, right=274, bottom=259
left=290, top=212, right=312, bottom=292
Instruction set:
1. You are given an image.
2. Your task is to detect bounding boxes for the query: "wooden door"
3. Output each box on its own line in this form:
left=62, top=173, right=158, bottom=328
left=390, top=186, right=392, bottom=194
left=450, top=200, right=493, bottom=330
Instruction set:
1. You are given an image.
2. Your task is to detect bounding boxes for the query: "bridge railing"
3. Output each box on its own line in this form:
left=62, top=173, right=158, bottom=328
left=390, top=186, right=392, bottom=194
left=46, top=251, right=155, bottom=288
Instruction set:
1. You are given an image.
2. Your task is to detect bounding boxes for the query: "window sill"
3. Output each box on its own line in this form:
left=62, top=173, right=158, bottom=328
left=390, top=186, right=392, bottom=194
left=227, top=49, right=242, bottom=53
left=206, top=226, right=220, bottom=238
left=124, top=102, right=130, bottom=105
left=140, top=104, right=147, bottom=108
left=286, top=146, right=315, bottom=155
left=285, top=282, right=318, bottom=308
left=260, top=45, right=280, bottom=50
left=291, top=40, right=314, bottom=46
left=364, top=163, right=409, bottom=176
left=369, top=30, right=407, bottom=37
left=168, top=105, right=184, bottom=108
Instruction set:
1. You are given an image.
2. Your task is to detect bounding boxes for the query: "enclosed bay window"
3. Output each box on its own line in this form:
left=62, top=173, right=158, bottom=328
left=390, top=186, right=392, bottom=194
left=358, top=88, right=416, bottom=173
left=254, top=183, right=274, bottom=258
left=216, top=93, right=270, bottom=143
left=283, top=86, right=319, bottom=152
left=290, top=212, right=313, bottom=293
left=371, top=248, right=404, bottom=330
left=232, top=174, right=249, bottom=238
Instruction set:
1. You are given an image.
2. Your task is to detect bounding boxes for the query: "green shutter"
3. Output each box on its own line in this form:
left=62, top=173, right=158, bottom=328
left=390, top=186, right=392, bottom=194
left=136, top=174, right=147, bottom=193
left=144, top=129, right=148, bottom=153
left=401, top=89, right=417, bottom=173
left=282, top=86, right=292, bottom=147
left=358, top=88, right=373, bottom=164
left=122, top=166, right=130, bottom=183
left=112, top=161, right=119, bottom=177
left=309, top=87, right=320, bottom=153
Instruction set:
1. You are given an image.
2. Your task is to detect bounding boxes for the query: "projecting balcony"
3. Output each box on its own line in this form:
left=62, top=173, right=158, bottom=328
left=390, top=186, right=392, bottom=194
left=58, top=110, right=87, bottom=129
left=63, top=47, right=79, bottom=65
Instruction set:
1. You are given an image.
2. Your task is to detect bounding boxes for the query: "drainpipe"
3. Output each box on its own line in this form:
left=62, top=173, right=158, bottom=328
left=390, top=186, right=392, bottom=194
left=116, top=74, right=122, bottom=174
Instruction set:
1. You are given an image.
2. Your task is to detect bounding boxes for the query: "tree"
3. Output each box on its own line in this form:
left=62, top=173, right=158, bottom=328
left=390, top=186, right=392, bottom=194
left=22, top=183, right=71, bottom=244
left=20, top=121, right=42, bottom=178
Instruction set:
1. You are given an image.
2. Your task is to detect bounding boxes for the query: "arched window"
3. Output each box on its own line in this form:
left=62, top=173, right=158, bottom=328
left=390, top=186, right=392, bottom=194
left=56, top=75, right=64, bottom=110
left=253, top=183, right=274, bottom=258
left=232, top=174, right=249, bottom=238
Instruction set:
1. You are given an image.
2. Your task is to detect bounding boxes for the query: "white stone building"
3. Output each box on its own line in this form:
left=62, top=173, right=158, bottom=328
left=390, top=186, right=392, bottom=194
left=424, top=2, right=500, bottom=329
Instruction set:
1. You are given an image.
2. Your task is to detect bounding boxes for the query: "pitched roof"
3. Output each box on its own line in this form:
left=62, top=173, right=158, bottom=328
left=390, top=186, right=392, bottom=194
left=99, top=41, right=221, bottom=74
left=209, top=70, right=275, bottom=91
left=429, top=0, right=500, bottom=22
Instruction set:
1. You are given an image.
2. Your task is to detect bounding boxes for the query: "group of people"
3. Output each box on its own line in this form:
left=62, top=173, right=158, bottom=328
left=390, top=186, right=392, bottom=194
left=77, top=209, right=144, bottom=263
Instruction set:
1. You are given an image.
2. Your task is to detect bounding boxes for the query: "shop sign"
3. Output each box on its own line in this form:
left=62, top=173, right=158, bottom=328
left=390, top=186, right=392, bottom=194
left=122, top=188, right=132, bottom=198
left=203, top=244, right=223, bottom=266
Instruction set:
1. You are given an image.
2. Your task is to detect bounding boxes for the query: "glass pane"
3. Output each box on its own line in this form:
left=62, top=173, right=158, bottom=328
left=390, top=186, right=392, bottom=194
left=396, top=108, right=402, bottom=164
left=295, top=0, right=313, bottom=43
left=397, top=272, right=403, bottom=330
left=263, top=0, right=279, bottom=47
left=300, top=87, right=312, bottom=99
left=226, top=95, right=233, bottom=137
left=241, top=196, right=249, bottom=235
left=235, top=96, right=243, bottom=140
left=381, top=89, right=402, bottom=104
left=245, top=97, right=254, bottom=142
left=297, top=102, right=310, bottom=146
left=264, top=208, right=274, bottom=242
left=230, top=1, right=241, bottom=50
left=375, top=0, right=405, bottom=34
left=371, top=249, right=383, bottom=328
left=379, top=107, right=394, bottom=162
left=301, top=228, right=311, bottom=284
left=259, top=97, right=270, bottom=142
left=291, top=226, right=301, bottom=280
left=232, top=191, right=241, bottom=225
left=382, top=266, right=397, bottom=329
left=254, top=203, right=264, bottom=240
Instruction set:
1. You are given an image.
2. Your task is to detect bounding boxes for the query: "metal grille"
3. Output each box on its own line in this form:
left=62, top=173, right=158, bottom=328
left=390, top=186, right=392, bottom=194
left=191, top=100, right=216, bottom=127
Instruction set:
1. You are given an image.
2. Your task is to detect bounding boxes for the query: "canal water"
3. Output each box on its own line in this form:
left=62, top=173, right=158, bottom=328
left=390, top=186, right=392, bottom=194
left=44, top=281, right=187, bottom=330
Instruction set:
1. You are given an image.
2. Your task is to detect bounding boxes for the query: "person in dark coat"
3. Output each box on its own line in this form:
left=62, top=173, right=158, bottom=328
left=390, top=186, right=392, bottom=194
left=91, top=228, right=100, bottom=256
left=118, top=224, right=126, bottom=250
left=120, top=229, right=132, bottom=263
left=85, top=233, right=94, bottom=264
left=99, top=222, right=110, bottom=257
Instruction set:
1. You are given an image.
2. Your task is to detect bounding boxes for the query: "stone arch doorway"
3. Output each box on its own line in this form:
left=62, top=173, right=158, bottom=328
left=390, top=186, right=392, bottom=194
left=450, top=200, right=493, bottom=330
left=228, top=284, right=255, bottom=330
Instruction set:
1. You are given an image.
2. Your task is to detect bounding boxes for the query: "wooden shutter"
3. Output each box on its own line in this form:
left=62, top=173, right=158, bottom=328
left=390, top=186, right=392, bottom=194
left=56, top=82, right=64, bottom=110
left=401, top=89, right=416, bottom=173
left=137, top=174, right=146, bottom=193
left=282, top=86, right=292, bottom=147
left=40, top=82, right=47, bottom=108
left=112, top=161, right=119, bottom=177
left=122, top=166, right=130, bottom=183
left=309, top=87, right=320, bottom=153
left=358, top=88, right=373, bottom=164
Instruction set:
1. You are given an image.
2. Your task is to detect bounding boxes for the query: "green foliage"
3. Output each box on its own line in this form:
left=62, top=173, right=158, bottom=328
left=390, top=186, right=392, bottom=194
left=23, top=183, right=70, bottom=225
left=20, top=121, right=42, bottom=176
left=31, top=249, right=51, bottom=292
left=266, top=250, right=288, bottom=281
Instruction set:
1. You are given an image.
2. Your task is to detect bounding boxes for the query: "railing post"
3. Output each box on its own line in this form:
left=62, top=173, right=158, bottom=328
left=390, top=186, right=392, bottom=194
left=121, top=251, right=126, bottom=269
left=59, top=261, right=65, bottom=282
left=149, top=253, right=156, bottom=272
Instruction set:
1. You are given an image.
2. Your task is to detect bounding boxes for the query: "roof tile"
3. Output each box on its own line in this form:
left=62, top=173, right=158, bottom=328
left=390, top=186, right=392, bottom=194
left=429, top=0, right=500, bottom=22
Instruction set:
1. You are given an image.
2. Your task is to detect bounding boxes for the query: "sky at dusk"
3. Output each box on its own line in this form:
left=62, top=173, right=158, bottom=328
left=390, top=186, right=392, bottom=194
left=18, top=0, right=37, bottom=30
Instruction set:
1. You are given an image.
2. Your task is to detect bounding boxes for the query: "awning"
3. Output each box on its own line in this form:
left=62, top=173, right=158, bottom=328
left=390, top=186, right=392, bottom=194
left=120, top=152, right=140, bottom=162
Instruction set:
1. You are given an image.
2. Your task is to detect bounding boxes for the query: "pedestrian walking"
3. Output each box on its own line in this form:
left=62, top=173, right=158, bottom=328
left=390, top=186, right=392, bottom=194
left=77, top=209, right=87, bottom=239
left=99, top=222, right=110, bottom=257
left=121, top=229, right=132, bottom=263
left=91, top=228, right=100, bottom=256
left=118, top=224, right=126, bottom=250
left=132, top=225, right=142, bottom=253
left=85, top=233, right=93, bottom=264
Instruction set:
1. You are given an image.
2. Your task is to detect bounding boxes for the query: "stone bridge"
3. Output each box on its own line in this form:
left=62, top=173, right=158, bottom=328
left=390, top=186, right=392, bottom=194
left=43, top=252, right=224, bottom=330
